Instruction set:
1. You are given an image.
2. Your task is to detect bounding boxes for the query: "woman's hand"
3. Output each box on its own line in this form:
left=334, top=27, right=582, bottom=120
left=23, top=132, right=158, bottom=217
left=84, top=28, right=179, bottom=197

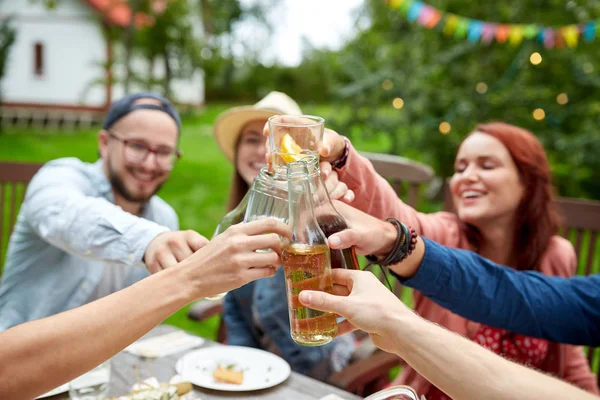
left=327, top=200, right=397, bottom=257
left=299, top=269, right=414, bottom=354
left=180, top=218, right=292, bottom=300
left=321, top=161, right=354, bottom=203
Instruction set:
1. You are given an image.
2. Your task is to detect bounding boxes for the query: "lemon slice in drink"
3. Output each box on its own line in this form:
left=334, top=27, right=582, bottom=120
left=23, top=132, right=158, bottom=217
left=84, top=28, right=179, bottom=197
left=280, top=133, right=303, bottom=163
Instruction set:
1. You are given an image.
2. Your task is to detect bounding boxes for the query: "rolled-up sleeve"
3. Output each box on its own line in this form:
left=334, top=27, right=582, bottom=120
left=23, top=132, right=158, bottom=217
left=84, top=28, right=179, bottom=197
left=23, top=163, right=168, bottom=267
left=395, top=238, right=600, bottom=347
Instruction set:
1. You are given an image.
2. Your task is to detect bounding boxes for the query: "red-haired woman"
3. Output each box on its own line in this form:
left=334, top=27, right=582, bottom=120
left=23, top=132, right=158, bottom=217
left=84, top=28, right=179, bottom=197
left=326, top=122, right=599, bottom=397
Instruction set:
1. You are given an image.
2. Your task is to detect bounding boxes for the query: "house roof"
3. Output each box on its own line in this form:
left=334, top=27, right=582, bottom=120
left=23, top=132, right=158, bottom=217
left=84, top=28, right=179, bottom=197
left=83, top=0, right=155, bottom=28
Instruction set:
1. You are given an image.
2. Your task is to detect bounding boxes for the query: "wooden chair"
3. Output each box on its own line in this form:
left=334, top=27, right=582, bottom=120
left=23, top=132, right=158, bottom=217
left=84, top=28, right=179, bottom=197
left=187, top=153, right=435, bottom=347
left=361, top=152, right=434, bottom=207
left=554, top=197, right=600, bottom=385
left=0, top=162, right=43, bottom=272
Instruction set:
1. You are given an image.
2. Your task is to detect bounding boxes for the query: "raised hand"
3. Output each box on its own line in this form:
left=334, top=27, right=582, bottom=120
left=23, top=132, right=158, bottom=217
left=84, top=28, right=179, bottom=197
left=298, top=269, right=412, bottom=354
left=144, top=230, right=209, bottom=273
left=180, top=218, right=292, bottom=299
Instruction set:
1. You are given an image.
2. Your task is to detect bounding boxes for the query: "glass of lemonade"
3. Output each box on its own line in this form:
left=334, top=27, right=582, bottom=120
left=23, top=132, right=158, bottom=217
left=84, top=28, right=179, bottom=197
left=267, top=115, right=324, bottom=175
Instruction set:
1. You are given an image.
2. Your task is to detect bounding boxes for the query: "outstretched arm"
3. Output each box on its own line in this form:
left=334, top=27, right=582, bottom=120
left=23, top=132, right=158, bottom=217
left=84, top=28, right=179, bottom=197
left=299, top=270, right=598, bottom=400
left=327, top=200, right=600, bottom=347
left=0, top=219, right=291, bottom=400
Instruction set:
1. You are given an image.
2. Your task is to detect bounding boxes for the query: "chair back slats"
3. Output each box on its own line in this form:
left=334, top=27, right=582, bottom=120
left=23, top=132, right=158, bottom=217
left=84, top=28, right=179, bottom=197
left=585, top=232, right=598, bottom=276
left=0, top=182, right=4, bottom=268
left=9, top=183, right=17, bottom=232
left=0, top=162, right=43, bottom=272
left=362, top=152, right=434, bottom=208
left=552, top=197, right=600, bottom=385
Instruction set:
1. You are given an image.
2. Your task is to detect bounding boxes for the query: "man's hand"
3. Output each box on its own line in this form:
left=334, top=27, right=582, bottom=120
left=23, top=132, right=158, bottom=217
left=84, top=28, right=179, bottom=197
left=144, top=230, right=209, bottom=273
left=180, top=218, right=292, bottom=299
left=298, top=269, right=411, bottom=354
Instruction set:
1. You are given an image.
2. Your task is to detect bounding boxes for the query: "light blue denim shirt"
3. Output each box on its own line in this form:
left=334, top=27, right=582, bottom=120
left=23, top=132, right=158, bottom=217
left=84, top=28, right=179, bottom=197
left=0, top=158, right=178, bottom=331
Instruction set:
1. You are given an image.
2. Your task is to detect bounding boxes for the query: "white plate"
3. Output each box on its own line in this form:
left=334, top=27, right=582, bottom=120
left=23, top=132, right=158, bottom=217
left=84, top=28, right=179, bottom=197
left=176, top=346, right=291, bottom=391
left=36, top=383, right=69, bottom=398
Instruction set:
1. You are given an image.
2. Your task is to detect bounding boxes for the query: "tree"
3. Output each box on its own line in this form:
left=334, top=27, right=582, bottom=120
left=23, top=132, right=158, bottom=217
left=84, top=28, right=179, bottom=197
left=0, top=14, right=16, bottom=128
left=328, top=0, right=600, bottom=199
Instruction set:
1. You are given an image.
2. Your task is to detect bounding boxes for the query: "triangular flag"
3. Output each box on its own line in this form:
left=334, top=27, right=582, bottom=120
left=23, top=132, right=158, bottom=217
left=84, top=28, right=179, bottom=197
left=495, top=24, right=510, bottom=43
left=399, top=0, right=413, bottom=14
left=454, top=18, right=469, bottom=39
left=543, top=28, right=555, bottom=49
left=389, top=0, right=405, bottom=10
left=425, top=9, right=442, bottom=28
left=407, top=1, right=425, bottom=22
left=481, top=23, right=496, bottom=44
left=509, top=25, right=524, bottom=46
left=562, top=25, right=579, bottom=47
left=417, top=5, right=434, bottom=26
left=523, top=25, right=539, bottom=39
left=583, top=21, right=596, bottom=42
left=467, top=21, right=484, bottom=42
left=444, top=14, right=459, bottom=36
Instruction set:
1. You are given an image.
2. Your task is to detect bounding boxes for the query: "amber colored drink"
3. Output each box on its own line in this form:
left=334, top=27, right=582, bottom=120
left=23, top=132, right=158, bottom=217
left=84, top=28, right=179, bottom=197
left=282, top=243, right=338, bottom=346
left=317, top=214, right=360, bottom=270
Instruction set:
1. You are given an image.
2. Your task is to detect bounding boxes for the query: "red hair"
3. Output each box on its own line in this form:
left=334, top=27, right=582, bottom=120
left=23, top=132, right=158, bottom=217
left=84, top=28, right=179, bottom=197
left=462, top=122, right=560, bottom=271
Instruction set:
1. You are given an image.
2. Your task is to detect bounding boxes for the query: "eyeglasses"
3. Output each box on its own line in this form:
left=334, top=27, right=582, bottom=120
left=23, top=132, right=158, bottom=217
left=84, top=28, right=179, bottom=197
left=108, top=130, right=182, bottom=171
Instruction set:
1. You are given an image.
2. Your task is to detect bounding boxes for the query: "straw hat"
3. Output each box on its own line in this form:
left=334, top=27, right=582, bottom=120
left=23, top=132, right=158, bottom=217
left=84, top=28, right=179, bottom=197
left=213, top=91, right=303, bottom=162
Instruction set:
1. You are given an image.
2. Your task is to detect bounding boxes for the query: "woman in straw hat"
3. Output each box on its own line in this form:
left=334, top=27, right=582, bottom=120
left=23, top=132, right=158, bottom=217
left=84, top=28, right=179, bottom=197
left=213, top=91, right=356, bottom=379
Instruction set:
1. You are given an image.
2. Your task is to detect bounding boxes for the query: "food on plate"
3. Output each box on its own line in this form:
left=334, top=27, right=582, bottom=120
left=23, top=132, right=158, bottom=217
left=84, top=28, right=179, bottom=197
left=212, top=364, right=244, bottom=385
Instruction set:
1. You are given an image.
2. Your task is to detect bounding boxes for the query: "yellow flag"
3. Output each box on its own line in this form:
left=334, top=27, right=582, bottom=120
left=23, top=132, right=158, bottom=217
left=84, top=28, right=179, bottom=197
left=563, top=25, right=579, bottom=48
left=509, top=26, right=524, bottom=46
left=390, top=0, right=405, bottom=10
left=444, top=14, right=459, bottom=36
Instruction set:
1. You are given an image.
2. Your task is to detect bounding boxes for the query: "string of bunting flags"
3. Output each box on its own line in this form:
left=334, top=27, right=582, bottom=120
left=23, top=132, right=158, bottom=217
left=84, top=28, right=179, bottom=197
left=387, top=0, right=598, bottom=48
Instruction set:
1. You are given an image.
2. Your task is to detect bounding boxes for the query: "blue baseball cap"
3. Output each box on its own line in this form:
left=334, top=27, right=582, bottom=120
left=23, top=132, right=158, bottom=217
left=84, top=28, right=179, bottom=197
left=102, top=92, right=181, bottom=134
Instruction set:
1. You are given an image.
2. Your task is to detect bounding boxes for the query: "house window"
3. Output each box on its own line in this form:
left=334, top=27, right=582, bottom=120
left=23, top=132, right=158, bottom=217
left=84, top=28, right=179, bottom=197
left=34, top=42, right=44, bottom=76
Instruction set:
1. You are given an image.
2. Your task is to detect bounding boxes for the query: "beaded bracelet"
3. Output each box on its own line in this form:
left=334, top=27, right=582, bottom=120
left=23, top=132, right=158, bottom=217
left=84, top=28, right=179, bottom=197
left=330, top=136, right=350, bottom=169
left=366, top=218, right=418, bottom=266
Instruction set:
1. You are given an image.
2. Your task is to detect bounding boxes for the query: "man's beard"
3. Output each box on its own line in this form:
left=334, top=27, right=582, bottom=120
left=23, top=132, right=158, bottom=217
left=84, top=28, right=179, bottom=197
left=108, top=163, right=163, bottom=204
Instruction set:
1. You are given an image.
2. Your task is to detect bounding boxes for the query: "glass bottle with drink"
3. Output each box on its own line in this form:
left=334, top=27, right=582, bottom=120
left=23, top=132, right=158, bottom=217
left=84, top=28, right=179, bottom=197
left=282, top=160, right=338, bottom=346
left=268, top=115, right=360, bottom=271
left=301, top=155, right=360, bottom=271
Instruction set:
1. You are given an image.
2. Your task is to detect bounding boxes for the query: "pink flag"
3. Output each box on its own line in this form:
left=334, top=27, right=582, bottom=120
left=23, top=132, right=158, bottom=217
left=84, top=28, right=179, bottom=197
left=417, top=6, right=434, bottom=26
left=481, top=23, right=496, bottom=44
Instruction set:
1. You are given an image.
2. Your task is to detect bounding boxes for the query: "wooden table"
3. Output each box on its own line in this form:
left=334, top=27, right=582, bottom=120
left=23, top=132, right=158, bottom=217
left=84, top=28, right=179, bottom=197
left=56, top=325, right=362, bottom=400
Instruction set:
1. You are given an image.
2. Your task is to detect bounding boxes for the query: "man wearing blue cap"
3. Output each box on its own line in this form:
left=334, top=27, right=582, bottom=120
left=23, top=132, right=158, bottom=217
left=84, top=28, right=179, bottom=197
left=0, top=93, right=207, bottom=331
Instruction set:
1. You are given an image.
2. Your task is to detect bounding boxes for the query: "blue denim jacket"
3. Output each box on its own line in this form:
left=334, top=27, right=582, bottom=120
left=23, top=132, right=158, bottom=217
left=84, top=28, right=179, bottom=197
left=400, top=237, right=600, bottom=346
left=223, top=266, right=354, bottom=377
left=0, top=158, right=178, bottom=331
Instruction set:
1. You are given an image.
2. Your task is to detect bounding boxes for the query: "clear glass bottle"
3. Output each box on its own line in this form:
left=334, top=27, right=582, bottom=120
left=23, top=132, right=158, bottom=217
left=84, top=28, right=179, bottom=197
left=282, top=159, right=338, bottom=346
left=213, top=190, right=250, bottom=237
left=301, top=155, right=360, bottom=271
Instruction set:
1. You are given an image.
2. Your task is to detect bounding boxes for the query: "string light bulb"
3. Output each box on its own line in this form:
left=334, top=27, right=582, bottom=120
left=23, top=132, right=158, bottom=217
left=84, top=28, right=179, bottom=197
left=392, top=97, right=404, bottom=109
left=533, top=108, right=546, bottom=120
left=530, top=52, right=542, bottom=65
left=382, top=79, right=393, bottom=90
left=439, top=122, right=451, bottom=134
left=476, top=82, right=488, bottom=94
left=556, top=93, right=569, bottom=105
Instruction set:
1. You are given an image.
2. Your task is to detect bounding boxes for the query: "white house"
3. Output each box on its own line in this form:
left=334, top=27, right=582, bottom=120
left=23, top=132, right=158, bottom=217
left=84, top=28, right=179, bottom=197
left=0, top=0, right=204, bottom=125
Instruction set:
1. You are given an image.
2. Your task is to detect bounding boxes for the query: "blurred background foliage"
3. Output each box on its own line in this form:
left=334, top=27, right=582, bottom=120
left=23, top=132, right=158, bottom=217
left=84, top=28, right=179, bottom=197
left=4, top=0, right=600, bottom=201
